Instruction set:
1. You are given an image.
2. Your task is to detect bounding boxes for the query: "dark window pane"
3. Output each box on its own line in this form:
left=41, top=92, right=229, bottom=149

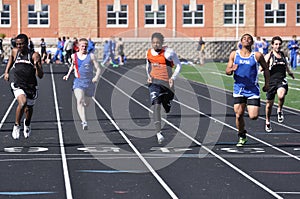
left=184, top=19, right=192, bottom=24
left=145, top=19, right=154, bottom=24
left=119, top=19, right=127, bottom=24
left=157, top=19, right=165, bottom=24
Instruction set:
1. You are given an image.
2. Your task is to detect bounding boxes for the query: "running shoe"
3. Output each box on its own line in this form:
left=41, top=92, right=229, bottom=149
left=23, top=119, right=31, bottom=138
left=156, top=132, right=164, bottom=144
left=265, top=123, right=272, bottom=132
left=236, top=136, right=248, bottom=147
left=12, top=125, right=21, bottom=140
left=277, top=111, right=284, bottom=123
left=162, top=100, right=171, bottom=113
left=82, top=122, right=88, bottom=130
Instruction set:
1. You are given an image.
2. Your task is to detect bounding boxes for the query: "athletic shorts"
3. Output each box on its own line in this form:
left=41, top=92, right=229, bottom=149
left=234, top=96, right=260, bottom=106
left=266, top=80, right=288, bottom=100
left=11, top=83, right=38, bottom=106
left=148, top=83, right=174, bottom=105
left=73, top=81, right=95, bottom=97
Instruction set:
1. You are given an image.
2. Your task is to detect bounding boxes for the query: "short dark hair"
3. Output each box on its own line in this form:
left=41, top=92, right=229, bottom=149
left=151, top=32, right=164, bottom=43
left=240, top=33, right=253, bottom=43
left=271, top=36, right=282, bottom=45
left=16, top=33, right=29, bottom=45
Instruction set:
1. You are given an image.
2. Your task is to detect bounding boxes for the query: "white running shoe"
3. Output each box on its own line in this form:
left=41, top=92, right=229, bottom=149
left=23, top=119, right=31, bottom=138
left=277, top=111, right=284, bottom=123
left=156, top=132, right=164, bottom=144
left=12, top=125, right=21, bottom=140
left=265, top=123, right=272, bottom=132
left=82, top=122, right=88, bottom=130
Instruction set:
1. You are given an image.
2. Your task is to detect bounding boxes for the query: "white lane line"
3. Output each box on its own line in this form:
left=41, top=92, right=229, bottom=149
left=276, top=192, right=300, bottom=195
left=0, top=99, right=16, bottom=129
left=50, top=64, right=73, bottom=199
left=92, top=97, right=179, bottom=199
left=101, top=76, right=283, bottom=199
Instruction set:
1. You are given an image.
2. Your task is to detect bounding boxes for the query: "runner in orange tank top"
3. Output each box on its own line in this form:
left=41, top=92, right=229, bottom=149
left=146, top=32, right=182, bottom=144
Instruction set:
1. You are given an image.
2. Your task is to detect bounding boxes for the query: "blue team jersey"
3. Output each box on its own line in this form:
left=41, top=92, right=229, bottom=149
left=233, top=50, right=260, bottom=98
left=73, top=53, right=95, bottom=97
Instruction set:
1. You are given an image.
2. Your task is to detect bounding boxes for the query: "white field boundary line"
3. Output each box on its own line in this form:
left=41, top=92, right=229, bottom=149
left=50, top=64, right=73, bottom=199
left=105, top=67, right=300, bottom=159
left=92, top=97, right=179, bottom=199
left=0, top=99, right=16, bottom=129
left=0, top=74, right=4, bottom=79
left=106, top=66, right=300, bottom=133
left=211, top=71, right=300, bottom=91
left=100, top=75, right=283, bottom=199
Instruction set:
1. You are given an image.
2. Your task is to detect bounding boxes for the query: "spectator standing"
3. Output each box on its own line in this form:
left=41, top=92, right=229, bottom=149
left=53, top=37, right=64, bottom=64
left=63, top=37, right=74, bottom=65
left=196, top=36, right=205, bottom=65
left=262, top=38, right=269, bottom=55
left=288, top=35, right=299, bottom=70
left=254, top=36, right=264, bottom=53
left=0, top=35, right=4, bottom=65
left=87, top=37, right=95, bottom=54
left=10, top=35, right=16, bottom=49
left=116, top=37, right=125, bottom=65
left=40, top=38, right=47, bottom=63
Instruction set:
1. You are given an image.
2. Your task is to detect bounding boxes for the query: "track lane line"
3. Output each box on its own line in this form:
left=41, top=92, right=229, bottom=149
left=50, top=64, right=73, bottom=199
left=100, top=75, right=283, bottom=199
left=92, top=97, right=179, bottom=199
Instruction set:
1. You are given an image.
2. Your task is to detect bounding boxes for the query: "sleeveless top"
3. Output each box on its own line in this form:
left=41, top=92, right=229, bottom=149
left=73, top=53, right=94, bottom=88
left=147, top=47, right=174, bottom=82
left=13, top=51, right=37, bottom=90
left=268, top=51, right=287, bottom=84
left=233, top=50, right=260, bottom=97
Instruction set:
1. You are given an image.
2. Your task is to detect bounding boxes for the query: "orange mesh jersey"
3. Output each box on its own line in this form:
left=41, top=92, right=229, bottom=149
left=147, top=47, right=174, bottom=82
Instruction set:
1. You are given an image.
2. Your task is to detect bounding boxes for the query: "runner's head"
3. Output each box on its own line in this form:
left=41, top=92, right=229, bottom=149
left=78, top=38, right=88, bottom=54
left=151, top=32, right=164, bottom=52
left=16, top=33, right=29, bottom=52
left=240, top=33, right=254, bottom=48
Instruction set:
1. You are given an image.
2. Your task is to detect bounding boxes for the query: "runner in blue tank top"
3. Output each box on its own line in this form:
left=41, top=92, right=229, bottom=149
left=63, top=38, right=101, bottom=130
left=226, top=33, right=270, bottom=146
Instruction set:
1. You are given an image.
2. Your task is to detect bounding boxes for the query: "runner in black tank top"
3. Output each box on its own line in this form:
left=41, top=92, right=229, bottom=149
left=4, top=33, right=43, bottom=140
left=264, top=36, right=295, bottom=132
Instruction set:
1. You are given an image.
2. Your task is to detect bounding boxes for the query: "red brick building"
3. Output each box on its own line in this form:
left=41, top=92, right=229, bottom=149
left=0, top=0, right=299, bottom=39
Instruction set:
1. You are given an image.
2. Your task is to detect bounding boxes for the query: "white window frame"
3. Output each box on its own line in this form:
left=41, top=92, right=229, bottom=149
left=28, top=4, right=50, bottom=27
left=182, top=4, right=204, bottom=27
left=0, top=4, right=11, bottom=27
left=223, top=4, right=245, bottom=27
left=297, top=3, right=300, bottom=25
left=144, top=4, right=166, bottom=27
left=106, top=4, right=128, bottom=27
left=264, top=3, right=286, bottom=26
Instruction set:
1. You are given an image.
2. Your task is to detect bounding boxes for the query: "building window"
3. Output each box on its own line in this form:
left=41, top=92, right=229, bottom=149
left=28, top=4, right=49, bottom=26
left=145, top=4, right=166, bottom=26
left=264, top=3, right=286, bottom=25
left=224, top=4, right=244, bottom=25
left=183, top=4, right=204, bottom=26
left=107, top=5, right=128, bottom=26
left=297, top=3, right=300, bottom=24
left=0, top=4, right=11, bottom=26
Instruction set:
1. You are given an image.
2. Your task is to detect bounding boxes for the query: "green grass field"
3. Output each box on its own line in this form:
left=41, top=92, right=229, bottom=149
left=180, top=62, right=300, bottom=110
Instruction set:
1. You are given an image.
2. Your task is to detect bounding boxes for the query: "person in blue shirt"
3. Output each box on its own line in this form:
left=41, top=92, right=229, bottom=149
left=262, top=38, right=269, bottom=55
left=53, top=37, right=64, bottom=63
left=288, top=35, right=299, bottom=70
left=254, top=36, right=264, bottom=53
left=101, top=40, right=111, bottom=67
left=226, top=33, right=270, bottom=146
left=87, top=37, right=95, bottom=53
